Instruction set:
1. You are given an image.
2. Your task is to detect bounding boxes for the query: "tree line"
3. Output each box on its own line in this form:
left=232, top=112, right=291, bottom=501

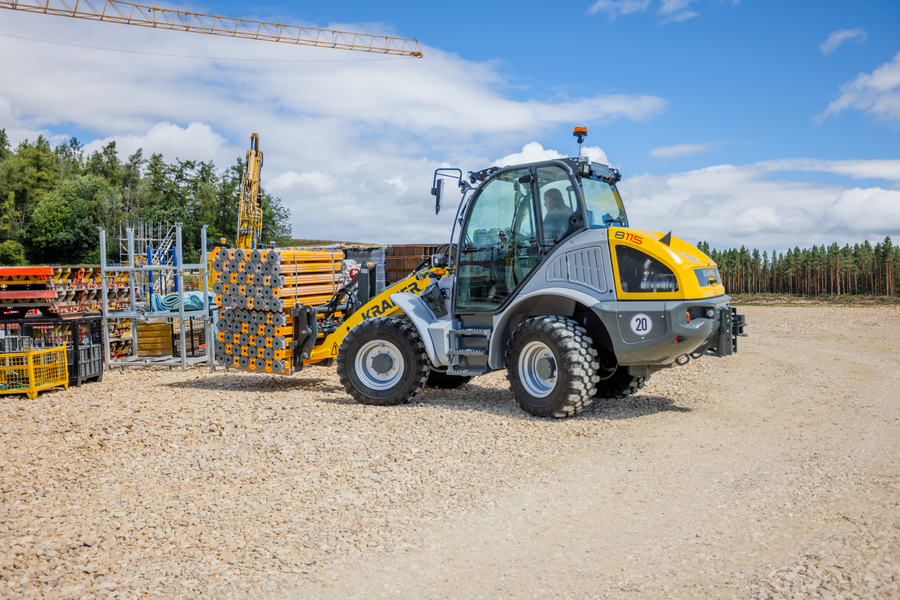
left=0, top=129, right=291, bottom=266
left=3, top=128, right=896, bottom=298
left=698, top=239, right=899, bottom=297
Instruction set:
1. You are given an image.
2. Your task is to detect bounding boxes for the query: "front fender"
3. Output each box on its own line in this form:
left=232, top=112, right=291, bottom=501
left=390, top=292, right=440, bottom=366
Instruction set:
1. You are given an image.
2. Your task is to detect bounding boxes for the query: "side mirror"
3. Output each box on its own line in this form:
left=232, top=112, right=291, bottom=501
left=432, top=178, right=444, bottom=215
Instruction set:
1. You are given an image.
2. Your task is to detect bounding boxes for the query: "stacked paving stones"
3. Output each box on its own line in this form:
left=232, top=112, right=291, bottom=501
left=211, top=247, right=344, bottom=375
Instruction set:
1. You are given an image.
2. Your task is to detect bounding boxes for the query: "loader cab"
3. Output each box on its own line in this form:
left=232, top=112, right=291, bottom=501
left=453, top=159, right=627, bottom=315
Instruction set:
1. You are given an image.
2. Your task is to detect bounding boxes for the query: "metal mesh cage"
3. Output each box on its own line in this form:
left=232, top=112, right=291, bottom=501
left=0, top=347, right=68, bottom=398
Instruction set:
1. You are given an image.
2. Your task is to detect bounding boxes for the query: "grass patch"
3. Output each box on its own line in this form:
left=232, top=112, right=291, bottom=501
left=730, top=293, right=900, bottom=306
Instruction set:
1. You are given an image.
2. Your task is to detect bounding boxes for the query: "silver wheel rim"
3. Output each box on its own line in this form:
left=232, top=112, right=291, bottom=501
left=518, top=341, right=557, bottom=398
left=354, top=340, right=404, bottom=390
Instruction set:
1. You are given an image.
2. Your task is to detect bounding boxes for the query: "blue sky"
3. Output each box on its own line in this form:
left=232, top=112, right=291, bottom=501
left=0, top=0, right=898, bottom=250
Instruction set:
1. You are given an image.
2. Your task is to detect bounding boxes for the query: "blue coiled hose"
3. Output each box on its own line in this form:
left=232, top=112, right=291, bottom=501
left=151, top=292, right=214, bottom=312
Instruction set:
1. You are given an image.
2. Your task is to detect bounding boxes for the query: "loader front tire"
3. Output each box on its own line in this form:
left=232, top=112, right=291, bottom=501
left=337, top=317, right=429, bottom=406
left=506, top=316, right=599, bottom=418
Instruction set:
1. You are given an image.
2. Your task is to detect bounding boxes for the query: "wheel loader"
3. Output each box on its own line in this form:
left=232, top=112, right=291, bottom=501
left=334, top=127, right=747, bottom=418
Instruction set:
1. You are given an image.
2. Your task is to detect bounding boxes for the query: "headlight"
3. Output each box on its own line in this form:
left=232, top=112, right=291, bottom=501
left=615, top=246, right=679, bottom=293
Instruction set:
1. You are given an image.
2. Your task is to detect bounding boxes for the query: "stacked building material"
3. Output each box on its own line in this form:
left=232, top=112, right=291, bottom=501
left=136, top=319, right=173, bottom=357
left=384, top=244, right=442, bottom=286
left=0, top=266, right=131, bottom=316
left=212, top=247, right=344, bottom=375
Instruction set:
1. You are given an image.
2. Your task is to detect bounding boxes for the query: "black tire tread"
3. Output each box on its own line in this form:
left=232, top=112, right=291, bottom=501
left=506, top=316, right=600, bottom=418
left=336, top=317, right=429, bottom=406
left=593, top=360, right=648, bottom=399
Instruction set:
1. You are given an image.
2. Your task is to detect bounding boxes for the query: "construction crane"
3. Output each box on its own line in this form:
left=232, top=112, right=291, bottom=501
left=2, top=1, right=422, bottom=251
left=237, top=133, right=263, bottom=250
left=0, top=0, right=423, bottom=57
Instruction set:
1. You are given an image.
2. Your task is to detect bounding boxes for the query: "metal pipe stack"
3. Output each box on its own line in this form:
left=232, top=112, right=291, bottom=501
left=212, top=247, right=344, bottom=375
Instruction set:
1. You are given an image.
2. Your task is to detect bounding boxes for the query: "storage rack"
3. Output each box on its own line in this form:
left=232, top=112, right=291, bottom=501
left=99, top=224, right=215, bottom=371
left=3, top=315, right=105, bottom=386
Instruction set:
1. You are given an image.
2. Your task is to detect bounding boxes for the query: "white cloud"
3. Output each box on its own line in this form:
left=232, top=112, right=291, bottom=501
left=818, top=27, right=867, bottom=56
left=758, top=158, right=900, bottom=181
left=492, top=142, right=609, bottom=167
left=619, top=160, right=900, bottom=251
left=588, top=0, right=702, bottom=21
left=663, top=11, right=699, bottom=22
left=821, top=187, right=900, bottom=234
left=819, top=52, right=900, bottom=123
left=494, top=142, right=564, bottom=167
left=82, top=122, right=234, bottom=166
left=0, top=97, right=68, bottom=148
left=649, top=141, right=724, bottom=159
left=587, top=0, right=652, bottom=17
left=0, top=11, right=668, bottom=244
left=658, top=0, right=698, bottom=22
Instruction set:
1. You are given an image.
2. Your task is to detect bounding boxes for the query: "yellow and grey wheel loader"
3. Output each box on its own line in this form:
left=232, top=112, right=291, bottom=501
left=332, top=127, right=747, bottom=418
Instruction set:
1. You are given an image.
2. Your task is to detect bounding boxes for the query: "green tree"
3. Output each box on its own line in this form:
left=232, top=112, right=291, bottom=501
left=55, top=137, right=85, bottom=180
left=28, top=175, right=110, bottom=263
left=0, top=129, right=9, bottom=161
left=0, top=136, right=62, bottom=246
left=85, top=141, right=123, bottom=187
left=0, top=240, right=26, bottom=265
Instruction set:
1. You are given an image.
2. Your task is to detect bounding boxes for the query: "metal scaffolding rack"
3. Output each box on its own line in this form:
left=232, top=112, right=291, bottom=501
left=99, top=224, right=215, bottom=371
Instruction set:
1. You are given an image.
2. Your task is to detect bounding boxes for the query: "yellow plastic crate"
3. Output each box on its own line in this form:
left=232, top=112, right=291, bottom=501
left=0, top=347, right=69, bottom=399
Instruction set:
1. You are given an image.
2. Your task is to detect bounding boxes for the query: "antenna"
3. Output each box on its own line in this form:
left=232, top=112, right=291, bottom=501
left=573, top=127, right=588, bottom=162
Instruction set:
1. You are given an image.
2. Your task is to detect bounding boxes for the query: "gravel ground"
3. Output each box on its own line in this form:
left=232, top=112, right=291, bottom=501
left=1, top=305, right=898, bottom=599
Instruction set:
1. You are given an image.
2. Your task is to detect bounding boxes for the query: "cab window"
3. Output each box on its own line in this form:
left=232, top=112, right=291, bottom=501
left=456, top=169, right=539, bottom=311
left=537, top=165, right=582, bottom=252
left=582, top=178, right=628, bottom=228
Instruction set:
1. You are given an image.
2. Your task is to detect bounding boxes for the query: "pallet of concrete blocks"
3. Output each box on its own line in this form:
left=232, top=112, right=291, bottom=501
left=211, top=247, right=345, bottom=375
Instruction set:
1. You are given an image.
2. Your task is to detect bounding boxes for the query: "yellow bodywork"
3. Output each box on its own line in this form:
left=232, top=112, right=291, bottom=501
left=306, top=268, right=441, bottom=364
left=609, top=227, right=725, bottom=301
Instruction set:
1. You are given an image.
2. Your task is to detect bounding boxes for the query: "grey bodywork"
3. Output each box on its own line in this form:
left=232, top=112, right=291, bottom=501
left=391, top=226, right=732, bottom=375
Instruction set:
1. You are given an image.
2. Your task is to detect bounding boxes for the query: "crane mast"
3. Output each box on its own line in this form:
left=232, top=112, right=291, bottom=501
left=237, top=134, right=263, bottom=251
left=0, top=0, right=423, bottom=57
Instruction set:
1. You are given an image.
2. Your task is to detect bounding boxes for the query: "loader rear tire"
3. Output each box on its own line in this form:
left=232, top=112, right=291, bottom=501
left=425, top=369, right=472, bottom=389
left=506, top=316, right=599, bottom=418
left=337, top=317, right=429, bottom=406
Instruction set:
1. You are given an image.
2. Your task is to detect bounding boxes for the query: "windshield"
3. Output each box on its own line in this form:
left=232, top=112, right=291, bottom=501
left=581, top=177, right=628, bottom=228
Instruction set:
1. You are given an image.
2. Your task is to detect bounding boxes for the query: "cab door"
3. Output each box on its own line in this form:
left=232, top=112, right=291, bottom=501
left=455, top=168, right=539, bottom=312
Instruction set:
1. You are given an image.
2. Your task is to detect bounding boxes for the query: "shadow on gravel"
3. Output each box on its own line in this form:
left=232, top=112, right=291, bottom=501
left=162, top=373, right=343, bottom=394
left=413, top=384, right=691, bottom=421
left=585, top=394, right=691, bottom=420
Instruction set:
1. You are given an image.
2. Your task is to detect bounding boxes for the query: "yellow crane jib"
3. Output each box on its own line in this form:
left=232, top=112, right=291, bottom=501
left=236, top=133, right=263, bottom=251
left=0, top=0, right=424, bottom=57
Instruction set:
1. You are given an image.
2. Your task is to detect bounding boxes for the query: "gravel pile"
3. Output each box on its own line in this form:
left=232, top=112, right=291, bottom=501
left=0, top=359, right=716, bottom=599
